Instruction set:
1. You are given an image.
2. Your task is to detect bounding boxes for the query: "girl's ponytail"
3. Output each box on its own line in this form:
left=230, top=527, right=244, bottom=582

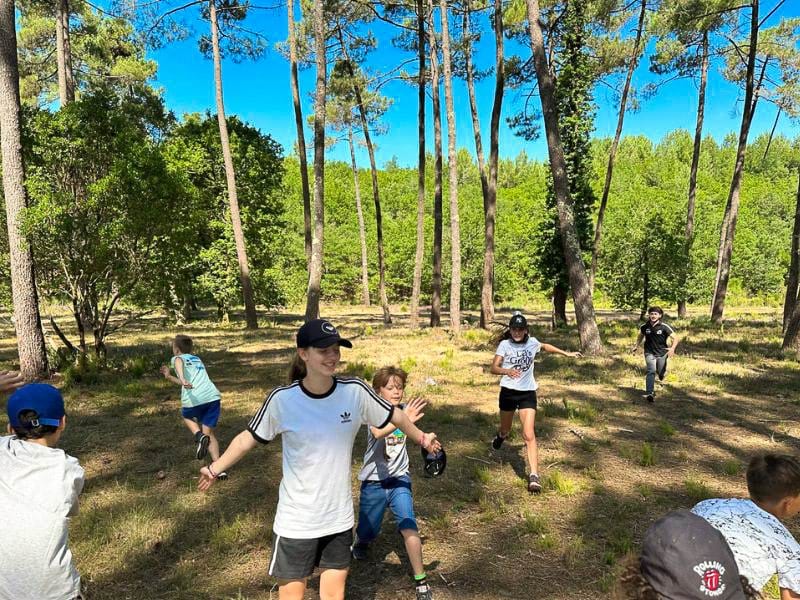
left=288, top=351, right=307, bottom=382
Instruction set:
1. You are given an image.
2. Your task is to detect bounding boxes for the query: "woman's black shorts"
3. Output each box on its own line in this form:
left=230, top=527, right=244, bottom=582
left=498, top=387, right=537, bottom=411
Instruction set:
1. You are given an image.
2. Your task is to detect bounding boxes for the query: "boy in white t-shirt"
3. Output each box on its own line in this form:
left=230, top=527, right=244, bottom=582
left=489, top=312, right=581, bottom=493
left=692, top=454, right=800, bottom=599
left=0, top=383, right=85, bottom=600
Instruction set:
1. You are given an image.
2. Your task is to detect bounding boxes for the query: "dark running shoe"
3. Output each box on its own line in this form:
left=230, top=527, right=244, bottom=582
left=491, top=433, right=506, bottom=450
left=528, top=473, right=542, bottom=494
left=195, top=433, right=210, bottom=460
left=646, top=394, right=655, bottom=404
left=415, top=583, right=434, bottom=600
left=352, top=542, right=369, bottom=560
left=217, top=471, right=228, bottom=481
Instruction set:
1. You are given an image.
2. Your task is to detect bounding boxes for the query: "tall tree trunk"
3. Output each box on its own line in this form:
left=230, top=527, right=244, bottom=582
left=711, top=0, right=760, bottom=324
left=410, top=0, right=426, bottom=329
left=210, top=0, right=258, bottom=329
left=0, top=0, right=49, bottom=379
left=56, top=0, right=75, bottom=105
left=439, top=0, right=461, bottom=335
left=337, top=41, right=392, bottom=325
left=347, top=124, right=370, bottom=306
left=641, top=245, right=649, bottom=320
left=678, top=31, right=709, bottom=319
left=589, top=0, right=647, bottom=292
left=525, top=0, right=602, bottom=354
left=552, top=283, right=567, bottom=329
left=428, top=0, right=443, bottom=328
left=287, top=0, right=312, bottom=265
left=783, top=168, right=800, bottom=334
left=480, top=0, right=504, bottom=329
left=305, top=0, right=326, bottom=322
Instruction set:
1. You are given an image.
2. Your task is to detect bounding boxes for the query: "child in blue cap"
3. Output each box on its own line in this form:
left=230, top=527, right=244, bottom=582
left=0, top=383, right=85, bottom=600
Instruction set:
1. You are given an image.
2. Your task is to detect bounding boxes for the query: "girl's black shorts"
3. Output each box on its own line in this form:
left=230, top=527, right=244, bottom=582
left=498, top=387, right=537, bottom=411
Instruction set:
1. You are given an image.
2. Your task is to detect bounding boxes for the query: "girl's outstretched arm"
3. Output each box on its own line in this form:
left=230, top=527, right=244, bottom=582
left=199, top=430, right=260, bottom=491
left=541, top=343, right=581, bottom=358
left=389, top=408, right=441, bottom=453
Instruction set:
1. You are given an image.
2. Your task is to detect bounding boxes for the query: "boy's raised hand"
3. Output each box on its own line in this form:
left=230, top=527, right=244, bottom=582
left=0, top=371, right=23, bottom=393
left=198, top=466, right=216, bottom=491
left=403, top=397, right=427, bottom=423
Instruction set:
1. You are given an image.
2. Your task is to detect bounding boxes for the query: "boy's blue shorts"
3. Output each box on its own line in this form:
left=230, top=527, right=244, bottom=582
left=181, top=400, right=221, bottom=427
left=355, top=474, right=418, bottom=544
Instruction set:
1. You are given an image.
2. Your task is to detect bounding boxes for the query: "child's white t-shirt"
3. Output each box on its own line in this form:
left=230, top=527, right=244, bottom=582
left=692, top=498, right=800, bottom=593
left=248, top=376, right=394, bottom=538
left=0, top=435, right=84, bottom=600
left=495, top=337, right=542, bottom=391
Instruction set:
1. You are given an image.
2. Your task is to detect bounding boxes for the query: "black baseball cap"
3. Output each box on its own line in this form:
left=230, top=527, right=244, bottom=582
left=640, top=510, right=747, bottom=600
left=509, top=312, right=527, bottom=329
left=296, top=319, right=353, bottom=349
left=420, top=445, right=447, bottom=477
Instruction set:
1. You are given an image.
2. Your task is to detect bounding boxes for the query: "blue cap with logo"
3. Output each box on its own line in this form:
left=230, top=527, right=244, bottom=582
left=7, top=383, right=65, bottom=429
left=296, top=319, right=353, bottom=349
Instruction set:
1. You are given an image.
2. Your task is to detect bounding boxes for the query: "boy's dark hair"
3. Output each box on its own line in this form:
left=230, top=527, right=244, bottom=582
left=174, top=334, right=193, bottom=354
left=372, top=366, right=408, bottom=392
left=12, top=409, right=59, bottom=440
left=647, top=306, right=663, bottom=316
left=747, top=454, right=800, bottom=504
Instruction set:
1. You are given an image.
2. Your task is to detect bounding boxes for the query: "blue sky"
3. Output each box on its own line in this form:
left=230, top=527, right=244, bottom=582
left=150, top=2, right=800, bottom=168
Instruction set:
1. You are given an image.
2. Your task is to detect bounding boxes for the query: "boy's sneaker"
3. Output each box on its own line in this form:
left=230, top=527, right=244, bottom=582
left=351, top=542, right=369, bottom=560
left=194, top=432, right=210, bottom=460
left=415, top=583, right=434, bottom=600
left=528, top=473, right=542, bottom=494
left=645, top=394, right=655, bottom=403
left=491, top=433, right=506, bottom=450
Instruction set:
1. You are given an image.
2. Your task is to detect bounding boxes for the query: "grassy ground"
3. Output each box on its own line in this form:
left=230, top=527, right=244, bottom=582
left=1, top=304, right=798, bottom=599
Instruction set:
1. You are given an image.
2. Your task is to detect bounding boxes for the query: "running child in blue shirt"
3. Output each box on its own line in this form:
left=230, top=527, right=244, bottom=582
left=352, top=366, right=434, bottom=600
left=160, top=334, right=225, bottom=476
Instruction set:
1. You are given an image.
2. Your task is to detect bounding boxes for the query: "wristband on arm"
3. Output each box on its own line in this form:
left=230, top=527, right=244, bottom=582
left=207, top=464, right=219, bottom=479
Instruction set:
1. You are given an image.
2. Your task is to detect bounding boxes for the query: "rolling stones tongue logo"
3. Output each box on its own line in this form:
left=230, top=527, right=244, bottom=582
left=693, top=561, right=726, bottom=597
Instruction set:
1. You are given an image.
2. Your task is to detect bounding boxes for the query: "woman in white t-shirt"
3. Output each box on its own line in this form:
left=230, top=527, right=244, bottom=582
left=489, top=312, right=581, bottom=493
left=198, top=319, right=441, bottom=600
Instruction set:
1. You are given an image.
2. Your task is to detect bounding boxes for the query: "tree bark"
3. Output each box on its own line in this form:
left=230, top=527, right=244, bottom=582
left=552, top=283, right=567, bottom=329
left=347, top=124, right=371, bottom=306
left=439, top=0, right=461, bottom=335
left=678, top=31, right=709, bottom=319
left=783, top=168, right=800, bottom=334
left=428, top=0, right=443, bottom=328
left=287, top=0, right=312, bottom=266
left=210, top=0, right=258, bottom=329
left=711, top=0, right=760, bottom=324
left=480, top=0, right=504, bottom=329
left=305, top=0, right=326, bottom=322
left=525, top=0, right=603, bottom=354
left=589, top=0, right=647, bottom=292
left=409, top=0, right=426, bottom=330
left=0, top=0, right=50, bottom=379
left=337, top=41, right=391, bottom=325
left=56, top=0, right=75, bottom=105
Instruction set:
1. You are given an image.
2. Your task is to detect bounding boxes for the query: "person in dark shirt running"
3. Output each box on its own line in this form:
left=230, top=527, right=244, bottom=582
left=630, top=306, right=679, bottom=403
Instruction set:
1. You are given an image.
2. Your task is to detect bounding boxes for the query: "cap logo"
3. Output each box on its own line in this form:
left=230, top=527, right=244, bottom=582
left=322, top=322, right=337, bottom=334
left=693, top=561, right=726, bottom=597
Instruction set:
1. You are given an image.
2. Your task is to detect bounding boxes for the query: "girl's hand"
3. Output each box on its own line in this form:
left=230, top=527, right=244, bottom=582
left=568, top=351, right=582, bottom=358
left=506, top=368, right=522, bottom=379
left=181, top=380, right=193, bottom=389
left=403, top=397, right=427, bottom=423
left=630, top=345, right=639, bottom=355
left=421, top=432, right=441, bottom=453
left=159, top=366, right=170, bottom=377
left=198, top=466, right=216, bottom=491
left=666, top=348, right=676, bottom=358
left=0, top=371, right=24, bottom=394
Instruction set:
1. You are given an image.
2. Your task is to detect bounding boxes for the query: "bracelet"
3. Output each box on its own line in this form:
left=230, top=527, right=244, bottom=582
left=419, top=432, right=426, bottom=449
left=207, top=464, right=219, bottom=479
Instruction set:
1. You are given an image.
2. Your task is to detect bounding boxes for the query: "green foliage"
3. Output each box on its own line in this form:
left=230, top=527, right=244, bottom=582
left=640, top=442, right=656, bottom=467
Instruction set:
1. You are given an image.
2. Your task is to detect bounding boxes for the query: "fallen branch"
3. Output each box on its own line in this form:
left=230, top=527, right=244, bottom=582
left=48, top=316, right=78, bottom=355
left=464, top=455, right=492, bottom=465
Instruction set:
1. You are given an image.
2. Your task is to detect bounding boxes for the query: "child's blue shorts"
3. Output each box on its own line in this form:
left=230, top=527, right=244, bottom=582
left=355, top=474, right=418, bottom=544
left=181, top=399, right=221, bottom=427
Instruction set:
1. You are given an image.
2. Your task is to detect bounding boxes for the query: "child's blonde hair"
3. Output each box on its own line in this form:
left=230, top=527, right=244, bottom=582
left=372, top=366, right=408, bottom=393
